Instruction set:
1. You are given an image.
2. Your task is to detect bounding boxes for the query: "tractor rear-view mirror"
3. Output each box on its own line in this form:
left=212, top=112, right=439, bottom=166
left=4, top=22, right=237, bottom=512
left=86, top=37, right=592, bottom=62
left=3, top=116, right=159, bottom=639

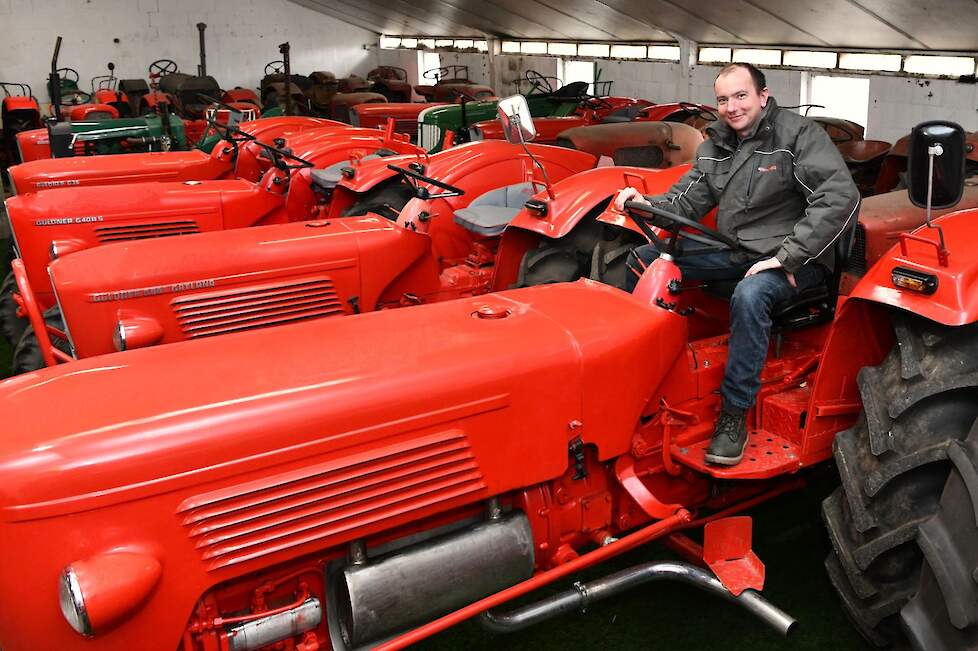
left=497, top=94, right=536, bottom=144
left=907, top=120, right=966, bottom=210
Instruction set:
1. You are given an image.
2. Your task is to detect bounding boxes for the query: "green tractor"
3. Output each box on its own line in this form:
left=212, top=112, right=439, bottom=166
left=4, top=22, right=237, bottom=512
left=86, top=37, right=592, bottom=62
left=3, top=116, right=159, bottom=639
left=417, top=71, right=600, bottom=152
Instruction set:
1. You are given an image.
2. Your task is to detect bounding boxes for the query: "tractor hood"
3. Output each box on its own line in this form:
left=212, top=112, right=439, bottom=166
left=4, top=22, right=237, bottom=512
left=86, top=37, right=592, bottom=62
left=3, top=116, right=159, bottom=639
left=338, top=140, right=597, bottom=193
left=0, top=281, right=676, bottom=529
left=7, top=149, right=226, bottom=194
left=50, top=216, right=430, bottom=356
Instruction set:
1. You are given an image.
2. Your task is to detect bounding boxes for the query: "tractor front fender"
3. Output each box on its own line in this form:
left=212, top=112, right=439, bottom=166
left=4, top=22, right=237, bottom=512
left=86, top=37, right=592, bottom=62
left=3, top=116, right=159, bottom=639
left=847, top=207, right=978, bottom=326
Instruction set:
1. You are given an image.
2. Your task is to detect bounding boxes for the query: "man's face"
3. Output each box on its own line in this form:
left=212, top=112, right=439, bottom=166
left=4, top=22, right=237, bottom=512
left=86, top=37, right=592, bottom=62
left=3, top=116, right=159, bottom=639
left=715, top=67, right=769, bottom=138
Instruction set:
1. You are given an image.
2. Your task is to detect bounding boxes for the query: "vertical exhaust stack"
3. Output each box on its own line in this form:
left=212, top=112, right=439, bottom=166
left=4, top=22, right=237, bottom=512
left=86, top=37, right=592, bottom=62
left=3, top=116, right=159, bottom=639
left=49, top=36, right=63, bottom=123
left=197, top=23, right=207, bottom=77
left=279, top=42, right=293, bottom=117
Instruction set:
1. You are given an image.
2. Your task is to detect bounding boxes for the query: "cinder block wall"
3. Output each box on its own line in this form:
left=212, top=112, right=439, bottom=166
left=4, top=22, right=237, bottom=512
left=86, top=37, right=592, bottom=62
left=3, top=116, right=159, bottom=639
left=0, top=0, right=377, bottom=112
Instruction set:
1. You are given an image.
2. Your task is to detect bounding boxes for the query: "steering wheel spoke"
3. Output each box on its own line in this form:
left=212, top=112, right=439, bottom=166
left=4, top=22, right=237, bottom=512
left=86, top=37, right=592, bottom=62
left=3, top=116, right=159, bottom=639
left=622, top=200, right=738, bottom=253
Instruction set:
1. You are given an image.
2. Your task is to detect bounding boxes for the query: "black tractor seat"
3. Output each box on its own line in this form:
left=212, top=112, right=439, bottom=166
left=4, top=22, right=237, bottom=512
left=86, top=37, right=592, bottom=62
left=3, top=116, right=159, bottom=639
left=309, top=149, right=397, bottom=192
left=702, top=216, right=857, bottom=332
left=453, top=182, right=537, bottom=237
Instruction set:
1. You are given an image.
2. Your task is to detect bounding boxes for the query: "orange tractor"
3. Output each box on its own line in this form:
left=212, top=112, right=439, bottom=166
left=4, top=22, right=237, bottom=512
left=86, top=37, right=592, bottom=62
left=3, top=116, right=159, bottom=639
left=0, top=104, right=975, bottom=651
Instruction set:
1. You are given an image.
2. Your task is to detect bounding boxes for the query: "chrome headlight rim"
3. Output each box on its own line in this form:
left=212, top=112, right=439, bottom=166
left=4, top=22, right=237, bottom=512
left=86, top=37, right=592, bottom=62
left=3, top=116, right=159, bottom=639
left=58, top=566, right=93, bottom=637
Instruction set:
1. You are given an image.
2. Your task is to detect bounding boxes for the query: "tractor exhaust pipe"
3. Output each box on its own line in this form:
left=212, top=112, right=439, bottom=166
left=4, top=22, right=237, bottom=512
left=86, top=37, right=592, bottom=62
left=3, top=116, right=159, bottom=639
left=279, top=42, right=293, bottom=117
left=335, top=509, right=534, bottom=647
left=478, top=561, right=797, bottom=637
left=196, top=23, right=207, bottom=77
left=49, top=36, right=63, bottom=123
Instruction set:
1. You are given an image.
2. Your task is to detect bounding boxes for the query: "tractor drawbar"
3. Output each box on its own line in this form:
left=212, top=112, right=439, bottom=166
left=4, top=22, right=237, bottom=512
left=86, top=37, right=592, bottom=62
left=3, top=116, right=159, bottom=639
left=478, top=561, right=797, bottom=637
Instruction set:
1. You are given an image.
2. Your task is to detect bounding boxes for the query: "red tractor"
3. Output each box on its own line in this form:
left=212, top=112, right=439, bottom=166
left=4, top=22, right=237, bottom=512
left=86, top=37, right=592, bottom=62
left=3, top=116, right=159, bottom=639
left=0, top=114, right=975, bottom=651
left=0, top=81, right=41, bottom=169
left=0, top=119, right=426, bottom=343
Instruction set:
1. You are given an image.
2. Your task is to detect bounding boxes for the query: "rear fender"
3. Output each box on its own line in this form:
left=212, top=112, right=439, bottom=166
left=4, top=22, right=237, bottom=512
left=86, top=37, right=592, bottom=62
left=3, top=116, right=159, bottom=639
left=846, top=207, right=978, bottom=326
left=508, top=164, right=691, bottom=241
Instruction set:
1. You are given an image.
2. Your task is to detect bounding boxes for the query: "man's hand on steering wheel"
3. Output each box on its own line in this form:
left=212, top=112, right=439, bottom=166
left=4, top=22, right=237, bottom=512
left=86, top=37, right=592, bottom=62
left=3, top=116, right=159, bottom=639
left=618, top=191, right=739, bottom=255
left=614, top=187, right=650, bottom=212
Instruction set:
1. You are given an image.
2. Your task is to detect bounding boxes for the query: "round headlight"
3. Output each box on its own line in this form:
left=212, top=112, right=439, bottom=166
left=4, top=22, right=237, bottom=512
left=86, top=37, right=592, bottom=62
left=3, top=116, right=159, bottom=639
left=58, top=566, right=92, bottom=636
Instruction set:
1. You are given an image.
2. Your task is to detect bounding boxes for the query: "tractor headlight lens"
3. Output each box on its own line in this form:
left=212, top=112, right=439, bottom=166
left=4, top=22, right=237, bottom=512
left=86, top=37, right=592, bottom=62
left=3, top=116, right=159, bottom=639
left=58, top=567, right=92, bottom=636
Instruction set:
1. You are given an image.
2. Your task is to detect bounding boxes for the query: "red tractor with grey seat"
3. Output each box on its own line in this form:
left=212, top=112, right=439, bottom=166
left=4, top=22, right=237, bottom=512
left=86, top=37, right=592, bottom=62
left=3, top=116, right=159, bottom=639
left=0, top=106, right=975, bottom=651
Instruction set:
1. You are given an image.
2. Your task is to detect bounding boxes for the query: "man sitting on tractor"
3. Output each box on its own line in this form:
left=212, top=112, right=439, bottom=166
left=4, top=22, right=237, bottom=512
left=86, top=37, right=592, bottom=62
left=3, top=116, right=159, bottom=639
left=614, top=62, right=860, bottom=466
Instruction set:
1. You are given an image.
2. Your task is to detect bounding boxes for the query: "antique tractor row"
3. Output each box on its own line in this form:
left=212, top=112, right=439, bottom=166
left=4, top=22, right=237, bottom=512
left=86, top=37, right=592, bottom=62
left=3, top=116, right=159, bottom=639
left=1, top=97, right=976, bottom=650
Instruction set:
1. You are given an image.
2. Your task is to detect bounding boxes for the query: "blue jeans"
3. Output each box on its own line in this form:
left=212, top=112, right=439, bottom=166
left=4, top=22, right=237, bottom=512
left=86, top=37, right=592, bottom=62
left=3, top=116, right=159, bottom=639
left=625, top=243, right=825, bottom=411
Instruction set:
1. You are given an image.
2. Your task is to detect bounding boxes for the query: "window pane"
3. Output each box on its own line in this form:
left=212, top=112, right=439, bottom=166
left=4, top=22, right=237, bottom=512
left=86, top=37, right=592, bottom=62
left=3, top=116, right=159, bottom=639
left=417, top=51, right=441, bottom=85
left=419, top=38, right=436, bottom=50
left=782, top=50, right=838, bottom=69
left=521, top=41, right=548, bottom=54
left=453, top=39, right=474, bottom=49
left=578, top=43, right=610, bottom=58
left=699, top=47, right=732, bottom=64
left=435, top=39, right=454, bottom=48
left=648, top=45, right=680, bottom=61
left=502, top=41, right=520, bottom=53
left=380, top=36, right=400, bottom=49
left=475, top=41, right=489, bottom=52
left=401, top=38, right=418, bottom=49
left=548, top=42, right=577, bottom=56
left=807, top=75, right=870, bottom=132
left=839, top=53, right=901, bottom=72
left=732, top=48, right=781, bottom=65
left=904, top=55, right=975, bottom=77
left=562, top=60, right=595, bottom=88
left=611, top=44, right=647, bottom=59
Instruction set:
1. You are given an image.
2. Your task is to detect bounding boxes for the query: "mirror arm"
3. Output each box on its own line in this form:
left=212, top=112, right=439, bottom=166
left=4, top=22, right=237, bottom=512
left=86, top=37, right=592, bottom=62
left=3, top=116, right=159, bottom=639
left=926, top=144, right=948, bottom=253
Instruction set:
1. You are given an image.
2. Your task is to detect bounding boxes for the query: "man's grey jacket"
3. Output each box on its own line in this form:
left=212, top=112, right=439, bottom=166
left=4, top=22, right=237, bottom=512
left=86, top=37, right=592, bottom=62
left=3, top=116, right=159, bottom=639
left=647, top=98, right=860, bottom=274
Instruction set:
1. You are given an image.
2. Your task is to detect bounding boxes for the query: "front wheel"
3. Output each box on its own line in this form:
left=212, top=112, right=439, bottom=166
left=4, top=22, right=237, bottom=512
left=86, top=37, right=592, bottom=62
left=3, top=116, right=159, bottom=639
left=823, top=311, right=978, bottom=648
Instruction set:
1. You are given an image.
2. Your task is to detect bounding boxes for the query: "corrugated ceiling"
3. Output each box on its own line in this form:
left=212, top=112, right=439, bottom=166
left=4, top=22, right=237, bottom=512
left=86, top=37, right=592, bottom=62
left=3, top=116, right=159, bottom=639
left=290, top=0, right=978, bottom=51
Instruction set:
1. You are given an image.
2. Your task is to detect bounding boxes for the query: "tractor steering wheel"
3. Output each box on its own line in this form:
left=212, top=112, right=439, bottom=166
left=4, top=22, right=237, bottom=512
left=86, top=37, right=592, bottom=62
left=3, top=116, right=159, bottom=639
left=622, top=200, right=738, bottom=254
left=423, top=66, right=452, bottom=82
left=57, top=67, right=80, bottom=83
left=524, top=70, right=557, bottom=94
left=265, top=60, right=286, bottom=75
left=149, top=59, right=179, bottom=77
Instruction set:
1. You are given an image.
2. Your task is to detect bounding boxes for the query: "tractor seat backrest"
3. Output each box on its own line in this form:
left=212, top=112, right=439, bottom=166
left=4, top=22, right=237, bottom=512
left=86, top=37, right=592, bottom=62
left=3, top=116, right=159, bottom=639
left=309, top=151, right=395, bottom=191
left=837, top=139, right=891, bottom=165
left=119, top=79, right=149, bottom=96
left=158, top=72, right=193, bottom=95
left=453, top=182, right=537, bottom=237
left=601, top=104, right=647, bottom=124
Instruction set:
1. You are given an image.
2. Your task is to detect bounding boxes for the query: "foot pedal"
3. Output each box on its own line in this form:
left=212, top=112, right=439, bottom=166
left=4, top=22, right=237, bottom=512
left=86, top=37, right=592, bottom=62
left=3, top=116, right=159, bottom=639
left=671, top=430, right=802, bottom=479
left=703, top=516, right=764, bottom=596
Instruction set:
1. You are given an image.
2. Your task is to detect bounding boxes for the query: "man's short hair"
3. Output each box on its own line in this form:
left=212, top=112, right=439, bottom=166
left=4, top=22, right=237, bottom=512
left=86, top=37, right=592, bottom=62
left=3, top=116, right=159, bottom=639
left=716, top=62, right=767, bottom=93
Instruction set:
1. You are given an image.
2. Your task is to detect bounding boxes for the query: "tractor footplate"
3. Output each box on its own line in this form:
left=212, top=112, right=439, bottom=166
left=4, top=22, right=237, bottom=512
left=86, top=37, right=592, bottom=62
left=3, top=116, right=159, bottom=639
left=671, top=430, right=803, bottom=479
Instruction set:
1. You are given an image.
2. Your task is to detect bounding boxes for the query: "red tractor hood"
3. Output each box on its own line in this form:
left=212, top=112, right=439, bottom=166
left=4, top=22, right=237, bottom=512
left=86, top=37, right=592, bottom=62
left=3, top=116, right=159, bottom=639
left=0, top=281, right=674, bottom=525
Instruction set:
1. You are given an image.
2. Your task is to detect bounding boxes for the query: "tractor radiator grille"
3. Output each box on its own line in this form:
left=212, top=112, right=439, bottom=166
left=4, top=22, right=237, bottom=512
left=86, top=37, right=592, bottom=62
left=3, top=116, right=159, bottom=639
left=850, top=223, right=867, bottom=275
left=419, top=123, right=441, bottom=151
left=172, top=276, right=345, bottom=339
left=95, top=220, right=200, bottom=243
left=177, top=430, right=486, bottom=570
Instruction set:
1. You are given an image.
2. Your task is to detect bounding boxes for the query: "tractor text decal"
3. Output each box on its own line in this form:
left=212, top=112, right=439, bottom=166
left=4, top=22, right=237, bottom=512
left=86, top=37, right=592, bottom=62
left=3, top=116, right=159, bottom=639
left=34, top=180, right=81, bottom=189
left=35, top=215, right=104, bottom=226
left=89, top=279, right=217, bottom=303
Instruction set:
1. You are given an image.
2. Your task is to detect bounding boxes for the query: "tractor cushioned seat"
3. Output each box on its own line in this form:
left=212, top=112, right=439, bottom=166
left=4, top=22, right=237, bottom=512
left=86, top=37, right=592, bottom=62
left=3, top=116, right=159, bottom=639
left=453, top=182, right=536, bottom=237
left=309, top=150, right=396, bottom=191
left=702, top=217, right=857, bottom=332
left=601, top=104, right=649, bottom=124
left=838, top=139, right=891, bottom=165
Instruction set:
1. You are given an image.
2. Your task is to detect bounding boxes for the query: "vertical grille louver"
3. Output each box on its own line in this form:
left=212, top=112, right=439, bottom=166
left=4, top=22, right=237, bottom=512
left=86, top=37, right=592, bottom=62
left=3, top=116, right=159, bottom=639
left=177, top=430, right=486, bottom=570
left=95, top=220, right=200, bottom=242
left=850, top=223, right=867, bottom=275
left=172, top=276, right=346, bottom=338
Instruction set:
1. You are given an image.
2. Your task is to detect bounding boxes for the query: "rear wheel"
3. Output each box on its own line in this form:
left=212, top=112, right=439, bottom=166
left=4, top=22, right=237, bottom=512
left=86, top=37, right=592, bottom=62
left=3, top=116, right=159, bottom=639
left=0, top=271, right=27, bottom=345
left=11, top=305, right=70, bottom=374
left=823, top=311, right=978, bottom=648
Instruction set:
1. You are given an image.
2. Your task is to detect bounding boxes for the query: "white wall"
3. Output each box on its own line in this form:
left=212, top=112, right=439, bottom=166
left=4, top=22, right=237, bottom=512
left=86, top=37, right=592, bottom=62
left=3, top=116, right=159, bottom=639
left=868, top=75, right=978, bottom=143
left=0, top=0, right=377, bottom=111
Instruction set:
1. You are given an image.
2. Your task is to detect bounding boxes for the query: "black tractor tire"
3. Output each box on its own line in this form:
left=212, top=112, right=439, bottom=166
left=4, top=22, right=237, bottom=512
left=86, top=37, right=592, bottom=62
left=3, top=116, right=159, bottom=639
left=823, top=311, right=978, bottom=648
left=11, top=305, right=70, bottom=375
left=340, top=180, right=415, bottom=221
left=0, top=271, right=28, bottom=346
